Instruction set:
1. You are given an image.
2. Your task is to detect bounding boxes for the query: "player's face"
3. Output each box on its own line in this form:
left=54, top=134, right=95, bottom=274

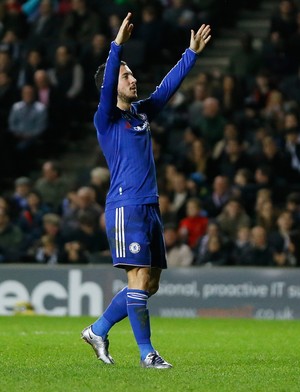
left=117, top=64, right=137, bottom=104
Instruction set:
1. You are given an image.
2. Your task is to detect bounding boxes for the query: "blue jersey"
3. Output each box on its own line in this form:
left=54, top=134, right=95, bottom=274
left=94, top=41, right=198, bottom=210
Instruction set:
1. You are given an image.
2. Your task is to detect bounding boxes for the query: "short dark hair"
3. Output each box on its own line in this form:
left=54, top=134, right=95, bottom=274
left=94, top=60, right=127, bottom=91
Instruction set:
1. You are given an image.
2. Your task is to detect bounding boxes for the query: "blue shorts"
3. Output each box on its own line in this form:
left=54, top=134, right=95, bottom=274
left=105, top=204, right=167, bottom=269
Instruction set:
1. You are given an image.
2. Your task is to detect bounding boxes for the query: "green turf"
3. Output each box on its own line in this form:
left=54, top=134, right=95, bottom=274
left=0, top=316, right=299, bottom=392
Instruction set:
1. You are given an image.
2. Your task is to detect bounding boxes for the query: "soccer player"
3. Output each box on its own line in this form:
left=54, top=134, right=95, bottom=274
left=81, top=12, right=211, bottom=369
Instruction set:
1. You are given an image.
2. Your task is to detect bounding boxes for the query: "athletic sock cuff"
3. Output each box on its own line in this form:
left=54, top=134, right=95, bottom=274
left=127, top=289, right=149, bottom=305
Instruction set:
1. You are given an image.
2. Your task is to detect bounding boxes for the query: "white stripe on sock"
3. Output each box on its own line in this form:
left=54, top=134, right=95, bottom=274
left=127, top=292, right=148, bottom=301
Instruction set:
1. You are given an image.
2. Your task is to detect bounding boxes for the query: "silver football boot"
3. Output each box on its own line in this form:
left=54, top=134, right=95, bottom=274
left=140, top=351, right=172, bottom=369
left=81, top=325, right=114, bottom=364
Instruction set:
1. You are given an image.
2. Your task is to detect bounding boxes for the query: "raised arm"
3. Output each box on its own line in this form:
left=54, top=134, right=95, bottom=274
left=95, top=13, right=134, bottom=132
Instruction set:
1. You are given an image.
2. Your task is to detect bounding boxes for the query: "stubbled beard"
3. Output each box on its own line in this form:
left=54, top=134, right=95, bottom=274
left=117, top=91, right=137, bottom=104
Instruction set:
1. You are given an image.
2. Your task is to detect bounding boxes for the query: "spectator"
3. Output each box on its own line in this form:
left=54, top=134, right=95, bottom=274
left=234, top=99, right=263, bottom=137
left=178, top=197, right=208, bottom=249
left=246, top=71, right=272, bottom=111
left=229, top=225, right=251, bottom=265
left=7, top=84, right=48, bottom=174
left=48, top=44, right=84, bottom=136
left=151, top=137, right=173, bottom=179
left=279, top=65, right=300, bottom=104
left=0, top=49, right=18, bottom=84
left=80, top=33, right=109, bottom=102
left=203, top=175, right=232, bottom=217
left=237, top=225, right=274, bottom=266
left=269, top=209, right=300, bottom=266
left=183, top=138, right=217, bottom=183
left=163, top=0, right=197, bottom=59
left=11, top=176, right=31, bottom=212
left=33, top=69, right=61, bottom=146
left=0, top=208, right=23, bottom=262
left=247, top=126, right=269, bottom=159
left=63, top=210, right=109, bottom=263
left=195, top=220, right=224, bottom=261
left=0, top=70, right=16, bottom=131
left=213, top=74, right=243, bottom=119
left=106, top=13, right=121, bottom=41
left=254, top=199, right=278, bottom=232
left=34, top=234, right=59, bottom=264
left=285, top=191, right=300, bottom=226
left=254, top=188, right=272, bottom=219
left=216, top=198, right=251, bottom=241
left=59, top=0, right=102, bottom=51
left=196, top=235, right=229, bottom=266
left=18, top=189, right=51, bottom=246
left=25, top=0, right=59, bottom=59
left=61, top=186, right=102, bottom=234
left=262, top=31, right=292, bottom=78
left=187, top=80, right=210, bottom=130
left=164, top=224, right=194, bottom=267
left=35, top=161, right=69, bottom=211
left=261, top=89, right=285, bottom=131
left=151, top=90, right=188, bottom=145
left=134, top=5, right=165, bottom=68
left=17, top=49, right=45, bottom=88
left=88, top=166, right=110, bottom=208
left=256, top=135, right=289, bottom=187
left=270, top=0, right=297, bottom=43
left=1, top=0, right=28, bottom=39
left=280, top=111, right=300, bottom=138
left=232, top=168, right=256, bottom=213
left=160, top=163, right=178, bottom=194
left=169, top=171, right=190, bottom=222
left=0, top=71, right=17, bottom=180
left=228, top=32, right=262, bottom=84
left=33, top=69, right=55, bottom=108
left=287, top=10, right=300, bottom=71
left=60, top=240, right=88, bottom=263
left=212, top=122, right=240, bottom=160
left=253, top=165, right=275, bottom=194
left=22, top=211, right=65, bottom=262
left=283, top=127, right=300, bottom=184
left=159, top=193, right=178, bottom=227
left=0, top=195, right=19, bottom=223
left=216, top=137, right=253, bottom=181
left=191, top=97, right=226, bottom=148
left=1, top=29, right=23, bottom=65
left=60, top=188, right=78, bottom=217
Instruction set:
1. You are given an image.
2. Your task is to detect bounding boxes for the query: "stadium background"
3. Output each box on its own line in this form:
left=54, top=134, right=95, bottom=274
left=1, top=0, right=300, bottom=317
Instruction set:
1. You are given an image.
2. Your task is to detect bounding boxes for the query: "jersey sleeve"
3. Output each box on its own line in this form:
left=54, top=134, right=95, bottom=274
left=136, top=48, right=198, bottom=121
left=94, top=41, right=123, bottom=133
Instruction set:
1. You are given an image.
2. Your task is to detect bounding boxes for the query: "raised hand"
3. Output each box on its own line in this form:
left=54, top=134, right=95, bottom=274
left=189, top=24, right=211, bottom=54
left=115, top=12, right=134, bottom=46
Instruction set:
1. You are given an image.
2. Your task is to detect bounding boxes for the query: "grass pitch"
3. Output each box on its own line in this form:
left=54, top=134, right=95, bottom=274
left=0, top=316, right=299, bottom=392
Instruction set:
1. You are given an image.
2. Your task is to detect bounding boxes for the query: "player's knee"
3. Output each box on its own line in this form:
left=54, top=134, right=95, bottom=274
left=149, top=281, right=159, bottom=296
left=126, top=266, right=151, bottom=291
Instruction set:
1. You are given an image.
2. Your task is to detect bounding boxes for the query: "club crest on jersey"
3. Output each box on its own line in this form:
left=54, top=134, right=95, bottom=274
left=133, top=121, right=150, bottom=132
left=129, top=242, right=141, bottom=254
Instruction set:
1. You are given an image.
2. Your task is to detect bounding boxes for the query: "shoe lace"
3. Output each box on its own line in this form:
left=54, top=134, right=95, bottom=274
left=149, top=352, right=165, bottom=365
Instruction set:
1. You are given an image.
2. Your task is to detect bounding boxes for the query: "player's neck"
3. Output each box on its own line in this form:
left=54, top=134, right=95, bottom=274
left=117, top=100, right=131, bottom=111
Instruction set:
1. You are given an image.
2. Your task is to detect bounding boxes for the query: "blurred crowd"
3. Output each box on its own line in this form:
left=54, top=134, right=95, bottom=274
left=1, top=0, right=300, bottom=267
